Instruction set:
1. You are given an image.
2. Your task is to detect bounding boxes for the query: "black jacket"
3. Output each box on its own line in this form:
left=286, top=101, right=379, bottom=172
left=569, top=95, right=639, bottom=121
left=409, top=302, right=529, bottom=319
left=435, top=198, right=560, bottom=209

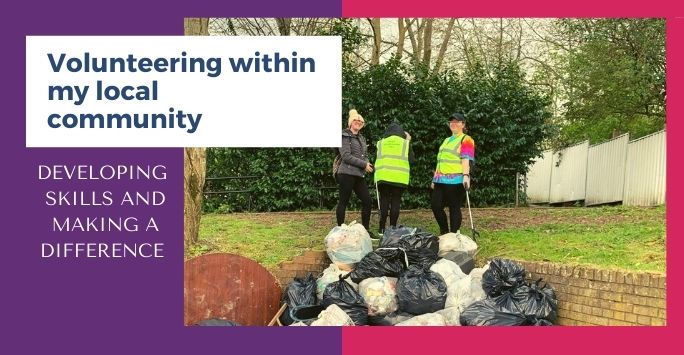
left=338, top=128, right=369, bottom=177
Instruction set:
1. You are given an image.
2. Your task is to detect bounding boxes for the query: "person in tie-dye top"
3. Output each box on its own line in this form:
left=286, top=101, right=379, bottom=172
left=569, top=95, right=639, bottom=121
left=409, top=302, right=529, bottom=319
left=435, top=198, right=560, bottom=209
left=430, top=113, right=475, bottom=235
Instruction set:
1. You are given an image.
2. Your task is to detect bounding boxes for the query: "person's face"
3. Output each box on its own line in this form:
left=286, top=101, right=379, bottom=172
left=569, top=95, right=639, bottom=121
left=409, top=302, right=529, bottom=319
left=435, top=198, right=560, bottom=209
left=352, top=118, right=365, bottom=130
left=449, top=120, right=464, bottom=132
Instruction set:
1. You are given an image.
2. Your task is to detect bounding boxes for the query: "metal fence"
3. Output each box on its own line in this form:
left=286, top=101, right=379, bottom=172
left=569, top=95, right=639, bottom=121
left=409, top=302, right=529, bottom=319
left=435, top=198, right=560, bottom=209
left=549, top=141, right=589, bottom=204
left=526, top=130, right=666, bottom=206
left=526, top=151, right=554, bottom=203
left=586, top=134, right=629, bottom=206
left=623, top=131, right=666, bottom=206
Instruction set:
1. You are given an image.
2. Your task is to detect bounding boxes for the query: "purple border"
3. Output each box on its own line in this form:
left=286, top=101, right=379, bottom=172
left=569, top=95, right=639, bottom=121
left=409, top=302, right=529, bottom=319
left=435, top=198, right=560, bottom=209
left=2, top=1, right=341, bottom=354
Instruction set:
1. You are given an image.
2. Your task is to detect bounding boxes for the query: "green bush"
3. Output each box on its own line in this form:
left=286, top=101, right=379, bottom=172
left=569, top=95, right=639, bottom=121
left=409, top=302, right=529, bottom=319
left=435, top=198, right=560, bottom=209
left=205, top=60, right=551, bottom=212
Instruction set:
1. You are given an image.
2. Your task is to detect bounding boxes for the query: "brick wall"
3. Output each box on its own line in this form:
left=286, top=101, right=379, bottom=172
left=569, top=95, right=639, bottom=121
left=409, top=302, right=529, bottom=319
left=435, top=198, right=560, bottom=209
left=516, top=260, right=666, bottom=326
left=272, top=250, right=330, bottom=289
left=272, top=252, right=667, bottom=326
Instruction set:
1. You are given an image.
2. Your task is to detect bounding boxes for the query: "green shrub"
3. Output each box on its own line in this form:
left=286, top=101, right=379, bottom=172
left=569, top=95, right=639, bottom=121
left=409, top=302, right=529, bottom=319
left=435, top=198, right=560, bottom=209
left=205, top=60, right=551, bottom=212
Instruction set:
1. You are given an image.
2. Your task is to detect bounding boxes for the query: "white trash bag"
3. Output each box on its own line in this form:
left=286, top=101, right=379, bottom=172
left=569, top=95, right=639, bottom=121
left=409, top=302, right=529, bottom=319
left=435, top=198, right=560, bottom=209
left=438, top=232, right=478, bottom=257
left=396, top=312, right=446, bottom=326
left=310, top=304, right=355, bottom=326
left=445, top=264, right=489, bottom=312
left=317, top=263, right=358, bottom=300
left=469, top=262, right=490, bottom=280
left=429, top=258, right=467, bottom=287
left=358, top=277, right=399, bottom=317
left=325, top=221, right=373, bottom=271
left=436, top=307, right=462, bottom=326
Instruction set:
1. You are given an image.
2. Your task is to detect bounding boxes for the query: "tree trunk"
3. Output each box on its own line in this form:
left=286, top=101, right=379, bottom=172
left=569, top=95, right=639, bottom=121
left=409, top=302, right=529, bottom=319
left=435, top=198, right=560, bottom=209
left=183, top=18, right=209, bottom=250
left=276, top=18, right=291, bottom=35
left=184, top=17, right=209, bottom=36
left=369, top=18, right=382, bottom=65
left=433, top=19, right=455, bottom=72
left=422, top=18, right=434, bottom=68
left=406, top=19, right=420, bottom=64
left=184, top=147, right=207, bottom=250
left=396, top=18, right=406, bottom=61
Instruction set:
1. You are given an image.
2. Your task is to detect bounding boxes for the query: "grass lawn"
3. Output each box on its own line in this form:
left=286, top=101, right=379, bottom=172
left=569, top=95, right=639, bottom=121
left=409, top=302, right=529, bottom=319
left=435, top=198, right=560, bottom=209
left=188, top=205, right=665, bottom=273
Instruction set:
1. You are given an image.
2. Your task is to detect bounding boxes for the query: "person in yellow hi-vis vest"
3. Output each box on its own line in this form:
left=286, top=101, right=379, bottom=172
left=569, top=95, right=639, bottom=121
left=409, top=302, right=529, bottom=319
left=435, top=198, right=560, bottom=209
left=374, top=122, right=415, bottom=236
left=431, top=113, right=476, bottom=235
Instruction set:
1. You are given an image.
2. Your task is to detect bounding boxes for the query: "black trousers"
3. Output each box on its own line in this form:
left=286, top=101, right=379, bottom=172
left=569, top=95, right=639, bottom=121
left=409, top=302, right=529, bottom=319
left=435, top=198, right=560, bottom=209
left=431, top=182, right=466, bottom=235
left=378, top=183, right=405, bottom=232
left=335, top=173, right=371, bottom=231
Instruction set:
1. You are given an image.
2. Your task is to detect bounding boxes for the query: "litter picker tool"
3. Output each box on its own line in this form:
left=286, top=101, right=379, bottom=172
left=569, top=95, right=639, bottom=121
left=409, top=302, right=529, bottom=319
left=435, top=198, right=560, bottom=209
left=465, top=186, right=480, bottom=242
left=375, top=180, right=381, bottom=212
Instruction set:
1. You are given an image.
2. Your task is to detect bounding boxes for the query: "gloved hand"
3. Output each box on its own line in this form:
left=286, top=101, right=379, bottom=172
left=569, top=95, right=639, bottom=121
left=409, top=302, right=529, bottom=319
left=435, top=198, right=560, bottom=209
left=463, top=175, right=471, bottom=190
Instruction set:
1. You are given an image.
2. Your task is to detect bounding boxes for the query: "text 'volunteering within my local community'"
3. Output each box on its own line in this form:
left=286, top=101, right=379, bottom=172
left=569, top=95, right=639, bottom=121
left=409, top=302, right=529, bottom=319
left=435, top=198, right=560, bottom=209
left=45, top=51, right=316, bottom=134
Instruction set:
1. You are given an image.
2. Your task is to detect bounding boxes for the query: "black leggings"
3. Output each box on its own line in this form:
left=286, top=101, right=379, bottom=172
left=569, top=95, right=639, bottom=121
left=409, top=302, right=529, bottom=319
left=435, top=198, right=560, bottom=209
left=431, top=183, right=466, bottom=234
left=336, top=173, right=371, bottom=231
left=378, top=183, right=404, bottom=232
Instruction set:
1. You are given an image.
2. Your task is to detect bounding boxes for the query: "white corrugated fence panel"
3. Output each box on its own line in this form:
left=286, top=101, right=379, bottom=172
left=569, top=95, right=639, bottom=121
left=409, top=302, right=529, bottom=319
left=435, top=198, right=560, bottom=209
left=585, top=134, right=629, bottom=206
left=526, top=150, right=552, bottom=203
left=549, top=141, right=589, bottom=204
left=624, top=131, right=666, bottom=206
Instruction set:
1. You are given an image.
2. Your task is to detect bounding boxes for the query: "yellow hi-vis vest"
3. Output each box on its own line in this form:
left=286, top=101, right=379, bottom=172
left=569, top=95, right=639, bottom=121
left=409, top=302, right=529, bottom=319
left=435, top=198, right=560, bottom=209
left=374, top=135, right=410, bottom=186
left=436, top=134, right=467, bottom=174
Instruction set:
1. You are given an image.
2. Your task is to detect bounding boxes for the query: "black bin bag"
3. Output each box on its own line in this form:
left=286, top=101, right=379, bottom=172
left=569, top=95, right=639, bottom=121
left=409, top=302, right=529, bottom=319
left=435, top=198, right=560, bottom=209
left=349, top=248, right=408, bottom=284
left=396, top=265, right=447, bottom=315
left=279, top=273, right=317, bottom=326
left=482, top=259, right=526, bottom=297
left=380, top=226, right=419, bottom=247
left=379, top=226, right=439, bottom=269
left=289, top=304, right=326, bottom=325
left=487, top=279, right=559, bottom=325
left=459, top=299, right=529, bottom=326
left=515, top=280, right=558, bottom=323
left=399, top=232, right=439, bottom=269
left=321, top=274, right=369, bottom=325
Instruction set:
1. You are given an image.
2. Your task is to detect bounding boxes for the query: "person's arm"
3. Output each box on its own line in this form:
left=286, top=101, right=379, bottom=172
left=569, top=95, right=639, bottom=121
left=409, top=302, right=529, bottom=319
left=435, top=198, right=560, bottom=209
left=462, top=159, right=470, bottom=175
left=461, top=135, right=475, bottom=189
left=406, top=133, right=416, bottom=165
left=462, top=159, right=471, bottom=189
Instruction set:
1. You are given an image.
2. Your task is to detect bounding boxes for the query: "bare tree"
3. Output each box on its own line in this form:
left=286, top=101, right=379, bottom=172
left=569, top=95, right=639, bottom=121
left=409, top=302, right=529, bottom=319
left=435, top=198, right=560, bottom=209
left=433, top=19, right=455, bottom=72
left=184, top=17, right=209, bottom=37
left=421, top=19, right=434, bottom=67
left=275, top=18, right=291, bottom=35
left=406, top=18, right=425, bottom=64
left=209, top=18, right=337, bottom=36
left=369, top=18, right=382, bottom=65
left=395, top=18, right=407, bottom=61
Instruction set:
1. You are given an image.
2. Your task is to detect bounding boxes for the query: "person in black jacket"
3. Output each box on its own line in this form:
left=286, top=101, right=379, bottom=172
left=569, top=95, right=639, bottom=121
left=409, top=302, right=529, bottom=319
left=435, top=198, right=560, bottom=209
left=374, top=122, right=415, bottom=236
left=335, top=109, right=374, bottom=234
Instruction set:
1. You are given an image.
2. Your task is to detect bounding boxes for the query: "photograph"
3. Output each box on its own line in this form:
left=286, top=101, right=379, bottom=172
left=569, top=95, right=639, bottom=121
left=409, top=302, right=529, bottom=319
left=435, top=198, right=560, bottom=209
left=182, top=17, right=666, bottom=327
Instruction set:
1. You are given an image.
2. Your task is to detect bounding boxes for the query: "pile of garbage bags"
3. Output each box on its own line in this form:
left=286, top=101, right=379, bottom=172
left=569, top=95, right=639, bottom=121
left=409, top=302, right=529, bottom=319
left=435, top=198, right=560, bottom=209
left=460, top=259, right=558, bottom=326
left=280, top=223, right=558, bottom=326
